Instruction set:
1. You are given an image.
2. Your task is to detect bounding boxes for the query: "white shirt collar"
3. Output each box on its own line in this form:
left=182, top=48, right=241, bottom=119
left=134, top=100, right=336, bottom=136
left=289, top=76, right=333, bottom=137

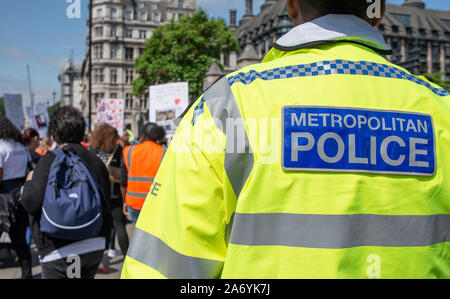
left=275, top=14, right=392, bottom=54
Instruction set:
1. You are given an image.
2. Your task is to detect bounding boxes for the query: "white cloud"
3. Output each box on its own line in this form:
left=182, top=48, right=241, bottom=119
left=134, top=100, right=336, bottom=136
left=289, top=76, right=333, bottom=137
left=0, top=46, right=28, bottom=58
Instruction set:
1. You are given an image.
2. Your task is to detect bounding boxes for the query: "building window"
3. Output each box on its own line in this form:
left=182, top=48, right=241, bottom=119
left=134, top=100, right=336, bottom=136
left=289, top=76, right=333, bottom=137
left=432, top=30, right=439, bottom=38
left=94, top=45, right=103, bottom=59
left=139, top=30, right=146, bottom=39
left=140, top=99, right=143, bottom=108
left=111, top=25, right=117, bottom=37
left=110, top=93, right=117, bottom=99
left=125, top=48, right=134, bottom=60
left=94, top=69, right=104, bottom=83
left=111, top=8, right=118, bottom=19
left=140, top=11, right=146, bottom=21
left=178, top=0, right=184, bottom=9
left=378, top=24, right=385, bottom=32
left=96, top=8, right=103, bottom=18
left=138, top=48, right=145, bottom=57
left=125, top=10, right=132, bottom=20
left=419, top=28, right=426, bottom=36
left=110, top=69, right=117, bottom=83
left=95, top=26, right=103, bottom=37
left=154, top=12, right=160, bottom=22
left=126, top=69, right=134, bottom=84
left=432, top=43, right=440, bottom=55
left=95, top=93, right=105, bottom=101
left=392, top=26, right=399, bottom=33
left=406, top=27, right=412, bottom=36
left=125, top=93, right=130, bottom=108
left=110, top=45, right=119, bottom=59
left=125, top=29, right=133, bottom=38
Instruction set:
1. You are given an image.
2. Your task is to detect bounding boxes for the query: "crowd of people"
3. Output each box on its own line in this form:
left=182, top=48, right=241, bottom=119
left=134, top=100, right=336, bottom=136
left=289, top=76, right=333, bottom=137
left=0, top=106, right=166, bottom=279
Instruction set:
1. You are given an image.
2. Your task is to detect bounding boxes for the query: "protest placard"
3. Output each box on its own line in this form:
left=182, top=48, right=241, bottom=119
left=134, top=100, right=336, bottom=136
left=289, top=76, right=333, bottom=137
left=149, top=82, right=189, bottom=138
left=3, top=94, right=25, bottom=131
left=97, top=99, right=124, bottom=135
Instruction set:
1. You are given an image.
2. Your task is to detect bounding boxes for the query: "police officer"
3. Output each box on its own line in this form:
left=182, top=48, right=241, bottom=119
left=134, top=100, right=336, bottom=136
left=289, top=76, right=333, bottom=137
left=122, top=0, right=450, bottom=279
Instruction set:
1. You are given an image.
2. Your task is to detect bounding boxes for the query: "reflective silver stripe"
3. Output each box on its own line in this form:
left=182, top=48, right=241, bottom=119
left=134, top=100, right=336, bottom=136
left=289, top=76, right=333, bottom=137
left=126, top=145, right=135, bottom=170
left=127, top=176, right=154, bottom=183
left=127, top=228, right=224, bottom=279
left=126, top=191, right=148, bottom=199
left=230, top=213, right=450, bottom=249
left=204, top=76, right=254, bottom=198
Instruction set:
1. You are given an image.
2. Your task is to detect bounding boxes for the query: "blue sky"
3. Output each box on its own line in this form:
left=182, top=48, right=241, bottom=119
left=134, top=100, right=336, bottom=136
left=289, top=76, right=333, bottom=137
left=0, top=0, right=448, bottom=108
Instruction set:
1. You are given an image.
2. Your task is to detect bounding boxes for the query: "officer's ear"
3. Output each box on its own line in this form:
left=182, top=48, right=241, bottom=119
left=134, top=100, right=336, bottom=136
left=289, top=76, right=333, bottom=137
left=369, top=0, right=386, bottom=27
left=287, top=0, right=301, bottom=24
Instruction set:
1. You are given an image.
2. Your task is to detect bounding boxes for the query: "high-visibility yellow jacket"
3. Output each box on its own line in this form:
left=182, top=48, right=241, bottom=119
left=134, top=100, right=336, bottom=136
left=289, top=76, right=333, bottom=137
left=121, top=14, right=450, bottom=279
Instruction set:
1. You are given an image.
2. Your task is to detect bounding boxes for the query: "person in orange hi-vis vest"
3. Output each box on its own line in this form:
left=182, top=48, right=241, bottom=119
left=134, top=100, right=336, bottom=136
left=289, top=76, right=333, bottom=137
left=121, top=123, right=166, bottom=224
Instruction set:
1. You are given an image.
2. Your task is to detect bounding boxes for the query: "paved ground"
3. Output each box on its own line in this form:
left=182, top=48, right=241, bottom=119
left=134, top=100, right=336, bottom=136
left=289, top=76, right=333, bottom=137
left=0, top=223, right=135, bottom=279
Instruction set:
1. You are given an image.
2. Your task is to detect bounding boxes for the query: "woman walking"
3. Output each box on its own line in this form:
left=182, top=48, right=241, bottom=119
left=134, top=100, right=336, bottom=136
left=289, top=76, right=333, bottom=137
left=0, top=116, right=33, bottom=279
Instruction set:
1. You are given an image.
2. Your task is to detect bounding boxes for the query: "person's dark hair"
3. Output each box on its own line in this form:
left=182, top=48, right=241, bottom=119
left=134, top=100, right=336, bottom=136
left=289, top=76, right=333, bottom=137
left=0, top=115, right=23, bottom=143
left=141, top=122, right=157, bottom=140
left=48, top=106, right=86, bottom=144
left=90, top=123, right=119, bottom=154
left=150, top=126, right=166, bottom=143
left=298, top=0, right=372, bottom=20
left=22, top=128, right=40, bottom=146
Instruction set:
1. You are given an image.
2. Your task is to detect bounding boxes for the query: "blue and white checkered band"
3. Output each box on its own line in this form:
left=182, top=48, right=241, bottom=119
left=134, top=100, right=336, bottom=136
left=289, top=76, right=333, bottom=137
left=282, top=106, right=436, bottom=176
left=192, top=96, right=206, bottom=126
left=228, top=60, right=450, bottom=97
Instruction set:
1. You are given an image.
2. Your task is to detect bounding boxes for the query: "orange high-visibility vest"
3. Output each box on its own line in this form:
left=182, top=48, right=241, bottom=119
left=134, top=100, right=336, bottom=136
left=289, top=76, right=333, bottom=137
left=123, top=141, right=165, bottom=210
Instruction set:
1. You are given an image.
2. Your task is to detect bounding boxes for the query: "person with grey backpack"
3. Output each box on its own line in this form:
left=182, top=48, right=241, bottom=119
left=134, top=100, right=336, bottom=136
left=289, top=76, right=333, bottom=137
left=21, top=107, right=112, bottom=279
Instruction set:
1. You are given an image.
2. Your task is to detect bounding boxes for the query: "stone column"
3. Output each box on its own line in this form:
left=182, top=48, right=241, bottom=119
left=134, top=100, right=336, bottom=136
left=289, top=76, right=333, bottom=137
left=427, top=41, right=432, bottom=74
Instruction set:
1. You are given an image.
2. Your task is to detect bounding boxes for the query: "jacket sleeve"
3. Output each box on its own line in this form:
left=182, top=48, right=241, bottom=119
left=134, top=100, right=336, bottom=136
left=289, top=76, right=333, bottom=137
left=121, top=92, right=235, bottom=279
left=21, top=152, right=55, bottom=218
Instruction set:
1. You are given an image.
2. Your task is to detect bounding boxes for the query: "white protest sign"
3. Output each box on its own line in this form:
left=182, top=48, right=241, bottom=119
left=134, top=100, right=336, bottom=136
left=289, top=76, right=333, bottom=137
left=3, top=94, right=25, bottom=131
left=26, top=103, right=50, bottom=138
left=149, top=82, right=189, bottom=137
left=97, top=99, right=125, bottom=135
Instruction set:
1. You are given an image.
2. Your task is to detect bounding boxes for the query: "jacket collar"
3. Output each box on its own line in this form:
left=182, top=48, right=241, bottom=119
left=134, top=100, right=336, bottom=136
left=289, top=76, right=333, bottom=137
left=274, top=14, right=392, bottom=55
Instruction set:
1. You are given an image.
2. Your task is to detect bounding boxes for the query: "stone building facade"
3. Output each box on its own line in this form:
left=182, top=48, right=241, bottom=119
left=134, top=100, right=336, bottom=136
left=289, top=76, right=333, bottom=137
left=204, top=0, right=450, bottom=89
left=81, top=0, right=196, bottom=134
left=59, top=58, right=83, bottom=111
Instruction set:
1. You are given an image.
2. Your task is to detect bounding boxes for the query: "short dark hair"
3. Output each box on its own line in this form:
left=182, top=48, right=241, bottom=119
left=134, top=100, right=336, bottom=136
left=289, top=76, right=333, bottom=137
left=22, top=128, right=39, bottom=145
left=298, top=0, right=371, bottom=20
left=0, top=115, right=23, bottom=143
left=141, top=122, right=157, bottom=140
left=149, top=126, right=166, bottom=142
left=48, top=106, right=86, bottom=144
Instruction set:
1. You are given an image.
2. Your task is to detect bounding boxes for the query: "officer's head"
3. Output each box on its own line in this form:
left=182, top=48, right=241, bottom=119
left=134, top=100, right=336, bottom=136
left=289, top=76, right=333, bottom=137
left=140, top=122, right=157, bottom=142
left=288, top=0, right=386, bottom=26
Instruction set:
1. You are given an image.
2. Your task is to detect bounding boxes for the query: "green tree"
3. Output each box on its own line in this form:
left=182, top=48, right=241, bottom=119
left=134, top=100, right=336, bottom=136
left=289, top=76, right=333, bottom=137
left=47, top=101, right=61, bottom=117
left=423, top=73, right=450, bottom=92
left=133, top=9, right=240, bottom=101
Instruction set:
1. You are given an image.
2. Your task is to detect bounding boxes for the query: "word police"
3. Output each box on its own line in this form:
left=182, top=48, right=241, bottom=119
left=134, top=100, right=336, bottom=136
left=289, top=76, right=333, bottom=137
left=283, top=106, right=435, bottom=176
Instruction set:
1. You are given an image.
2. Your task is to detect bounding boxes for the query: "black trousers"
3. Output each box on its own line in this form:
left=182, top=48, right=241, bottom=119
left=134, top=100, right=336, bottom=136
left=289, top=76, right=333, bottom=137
left=111, top=205, right=129, bottom=254
left=0, top=179, right=32, bottom=279
left=40, top=250, right=104, bottom=279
